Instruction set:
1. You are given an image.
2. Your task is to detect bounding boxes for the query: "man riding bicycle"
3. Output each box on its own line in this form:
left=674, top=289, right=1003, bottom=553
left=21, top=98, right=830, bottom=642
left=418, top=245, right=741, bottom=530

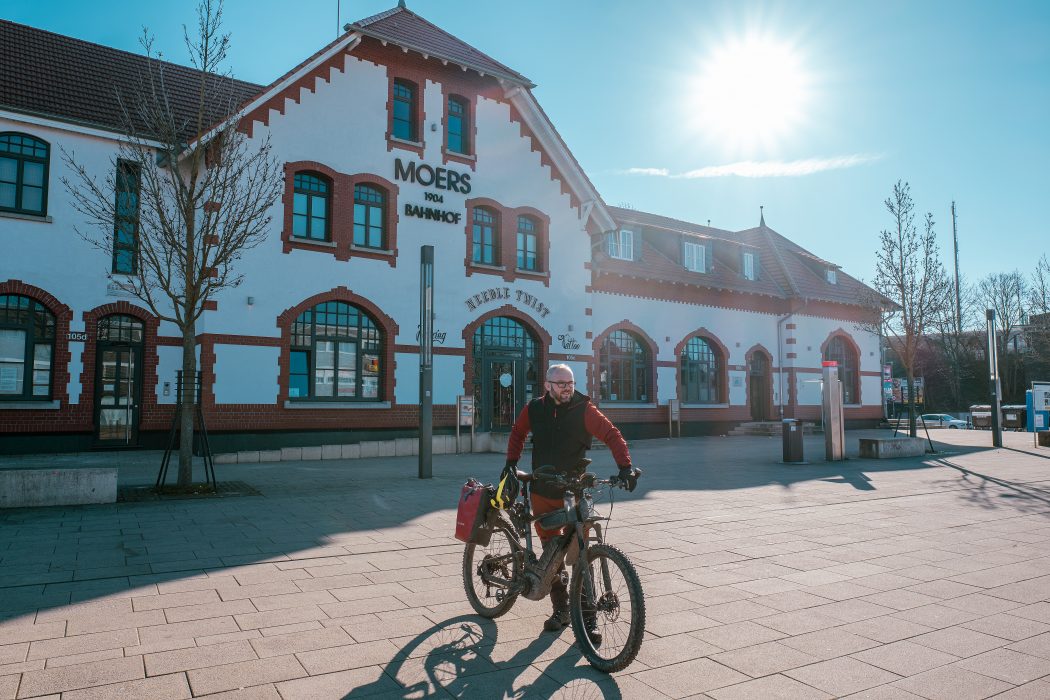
left=505, top=363, right=640, bottom=638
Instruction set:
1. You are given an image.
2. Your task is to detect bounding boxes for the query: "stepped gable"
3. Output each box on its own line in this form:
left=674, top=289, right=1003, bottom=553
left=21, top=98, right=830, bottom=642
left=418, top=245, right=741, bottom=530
left=0, top=19, right=261, bottom=140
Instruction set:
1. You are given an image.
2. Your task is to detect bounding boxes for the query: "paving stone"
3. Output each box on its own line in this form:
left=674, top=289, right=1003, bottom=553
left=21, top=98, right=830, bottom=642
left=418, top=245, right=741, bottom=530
left=0, top=645, right=28, bottom=666
left=909, top=626, right=1007, bottom=658
left=0, top=622, right=66, bottom=646
left=984, top=679, right=1050, bottom=699
left=890, top=665, right=1012, bottom=700
left=635, top=633, right=722, bottom=668
left=690, top=621, right=786, bottom=651
left=777, top=627, right=880, bottom=660
left=131, top=589, right=221, bottom=612
left=711, top=640, right=820, bottom=677
left=707, top=673, right=834, bottom=700
left=43, top=647, right=125, bottom=669
left=233, top=606, right=328, bottom=631
left=248, top=626, right=352, bottom=658
left=17, top=656, right=144, bottom=698
left=274, top=666, right=399, bottom=699
left=961, top=613, right=1050, bottom=642
left=890, top=604, right=982, bottom=629
left=144, top=639, right=257, bottom=676
left=753, top=609, right=844, bottom=635
left=851, top=640, right=960, bottom=676
left=858, top=589, right=942, bottom=611
left=784, top=656, right=902, bottom=696
left=633, top=657, right=749, bottom=698
left=27, top=629, right=139, bottom=661
left=59, top=672, right=192, bottom=700
left=137, top=617, right=241, bottom=643
left=186, top=655, right=306, bottom=696
left=294, top=639, right=398, bottom=675
left=0, top=674, right=17, bottom=700
left=953, top=648, right=1050, bottom=684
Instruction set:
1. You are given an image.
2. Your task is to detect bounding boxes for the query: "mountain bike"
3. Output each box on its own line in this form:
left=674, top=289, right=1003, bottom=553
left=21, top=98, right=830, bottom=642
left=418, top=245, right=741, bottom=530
left=461, top=462, right=645, bottom=672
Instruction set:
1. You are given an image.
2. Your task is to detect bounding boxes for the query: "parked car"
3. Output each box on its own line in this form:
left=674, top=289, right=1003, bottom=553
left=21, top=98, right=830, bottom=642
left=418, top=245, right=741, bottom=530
left=920, top=413, right=969, bottom=429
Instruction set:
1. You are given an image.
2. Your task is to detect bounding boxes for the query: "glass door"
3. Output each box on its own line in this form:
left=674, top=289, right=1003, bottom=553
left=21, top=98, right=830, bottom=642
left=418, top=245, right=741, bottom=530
left=484, top=357, right=518, bottom=431
left=95, top=346, right=141, bottom=445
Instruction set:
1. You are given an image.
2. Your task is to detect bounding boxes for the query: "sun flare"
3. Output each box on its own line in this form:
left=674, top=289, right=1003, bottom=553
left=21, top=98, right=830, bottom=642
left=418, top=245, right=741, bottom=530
left=688, top=33, right=812, bottom=151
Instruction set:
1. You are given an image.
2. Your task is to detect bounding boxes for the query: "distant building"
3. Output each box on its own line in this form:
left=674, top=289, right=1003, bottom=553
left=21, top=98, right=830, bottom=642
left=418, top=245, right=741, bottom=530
left=0, top=5, right=883, bottom=454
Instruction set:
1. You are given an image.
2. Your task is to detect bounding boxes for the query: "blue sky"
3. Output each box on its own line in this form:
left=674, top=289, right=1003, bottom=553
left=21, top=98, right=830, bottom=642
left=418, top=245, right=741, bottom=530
left=7, top=0, right=1049, bottom=287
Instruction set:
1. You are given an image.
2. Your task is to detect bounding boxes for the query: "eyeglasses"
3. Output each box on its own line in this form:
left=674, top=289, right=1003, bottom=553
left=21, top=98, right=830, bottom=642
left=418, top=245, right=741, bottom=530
left=548, top=380, right=575, bottom=388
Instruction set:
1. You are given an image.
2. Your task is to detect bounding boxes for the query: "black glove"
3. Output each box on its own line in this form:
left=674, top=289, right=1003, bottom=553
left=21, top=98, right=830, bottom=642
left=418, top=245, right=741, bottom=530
left=614, top=466, right=641, bottom=492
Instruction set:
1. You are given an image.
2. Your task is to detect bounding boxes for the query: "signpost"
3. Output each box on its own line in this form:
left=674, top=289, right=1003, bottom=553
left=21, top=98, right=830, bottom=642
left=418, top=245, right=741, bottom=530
left=668, top=399, right=681, bottom=438
left=456, top=395, right=475, bottom=453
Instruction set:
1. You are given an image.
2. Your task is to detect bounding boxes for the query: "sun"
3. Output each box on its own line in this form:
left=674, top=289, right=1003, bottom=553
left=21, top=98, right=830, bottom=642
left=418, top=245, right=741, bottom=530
left=687, top=32, right=812, bottom=151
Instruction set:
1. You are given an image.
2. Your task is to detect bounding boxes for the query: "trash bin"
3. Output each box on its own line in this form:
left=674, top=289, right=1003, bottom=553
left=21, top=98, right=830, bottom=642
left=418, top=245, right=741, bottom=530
left=782, top=419, right=804, bottom=463
left=1002, top=405, right=1026, bottom=431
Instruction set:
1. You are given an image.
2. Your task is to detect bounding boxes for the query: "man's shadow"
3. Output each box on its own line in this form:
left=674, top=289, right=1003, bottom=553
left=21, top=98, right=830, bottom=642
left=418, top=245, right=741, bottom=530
left=345, top=613, right=626, bottom=699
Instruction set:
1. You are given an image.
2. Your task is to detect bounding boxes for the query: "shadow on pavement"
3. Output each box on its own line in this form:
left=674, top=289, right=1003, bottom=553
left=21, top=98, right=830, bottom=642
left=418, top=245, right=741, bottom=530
left=930, top=456, right=1050, bottom=514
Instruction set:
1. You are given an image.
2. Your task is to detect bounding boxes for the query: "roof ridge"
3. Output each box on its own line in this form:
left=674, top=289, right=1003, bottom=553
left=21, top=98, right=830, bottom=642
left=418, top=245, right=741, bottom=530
left=0, top=18, right=262, bottom=92
left=353, top=5, right=405, bottom=29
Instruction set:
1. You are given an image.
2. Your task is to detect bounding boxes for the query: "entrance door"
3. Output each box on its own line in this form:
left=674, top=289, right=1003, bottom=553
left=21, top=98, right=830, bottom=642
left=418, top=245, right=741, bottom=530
left=95, top=346, right=141, bottom=445
left=749, top=353, right=770, bottom=421
left=483, top=355, right=520, bottom=431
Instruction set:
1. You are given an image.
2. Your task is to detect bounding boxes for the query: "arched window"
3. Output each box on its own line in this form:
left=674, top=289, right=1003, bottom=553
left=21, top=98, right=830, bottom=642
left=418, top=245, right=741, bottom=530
left=472, top=207, right=499, bottom=265
left=392, top=79, right=418, bottom=141
left=824, top=335, right=859, bottom=404
left=472, top=316, right=540, bottom=430
left=292, top=173, right=329, bottom=241
left=290, top=301, right=383, bottom=401
left=353, top=184, right=386, bottom=249
left=681, top=337, right=721, bottom=403
left=0, top=132, right=49, bottom=216
left=98, top=314, right=144, bottom=343
left=599, top=330, right=650, bottom=403
left=447, top=95, right=469, bottom=154
left=0, top=295, right=55, bottom=400
left=516, top=215, right=539, bottom=271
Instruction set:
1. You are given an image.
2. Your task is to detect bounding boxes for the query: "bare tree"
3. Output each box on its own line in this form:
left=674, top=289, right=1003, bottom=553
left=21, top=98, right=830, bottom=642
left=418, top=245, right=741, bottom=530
left=1026, top=255, right=1050, bottom=383
left=871, top=181, right=954, bottom=436
left=1029, top=255, right=1050, bottom=316
left=61, top=0, right=282, bottom=488
left=977, top=271, right=1029, bottom=402
left=926, top=275, right=980, bottom=411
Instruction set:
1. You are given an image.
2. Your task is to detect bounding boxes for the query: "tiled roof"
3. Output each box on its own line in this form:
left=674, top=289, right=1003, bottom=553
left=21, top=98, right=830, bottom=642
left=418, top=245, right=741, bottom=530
left=349, top=5, right=532, bottom=87
left=0, top=19, right=262, bottom=139
left=604, top=206, right=881, bottom=308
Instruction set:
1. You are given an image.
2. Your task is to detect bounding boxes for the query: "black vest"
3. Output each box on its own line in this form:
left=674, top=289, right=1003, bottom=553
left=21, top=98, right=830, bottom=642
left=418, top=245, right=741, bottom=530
left=528, top=391, right=593, bottom=498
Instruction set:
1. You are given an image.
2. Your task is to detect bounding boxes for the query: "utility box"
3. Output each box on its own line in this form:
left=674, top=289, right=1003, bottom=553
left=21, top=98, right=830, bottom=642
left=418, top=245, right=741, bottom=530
left=1002, top=405, right=1027, bottom=431
left=822, top=362, right=846, bottom=461
left=782, top=419, right=804, bottom=463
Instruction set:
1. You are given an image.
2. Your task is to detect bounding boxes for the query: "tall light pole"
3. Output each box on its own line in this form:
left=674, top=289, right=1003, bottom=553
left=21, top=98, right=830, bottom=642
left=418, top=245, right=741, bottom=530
left=987, top=308, right=1003, bottom=448
left=419, top=245, right=434, bottom=478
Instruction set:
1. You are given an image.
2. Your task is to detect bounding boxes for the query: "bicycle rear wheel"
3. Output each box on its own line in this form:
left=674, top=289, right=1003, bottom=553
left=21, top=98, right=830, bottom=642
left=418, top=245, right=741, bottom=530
left=462, top=522, right=520, bottom=618
left=569, top=543, right=645, bottom=672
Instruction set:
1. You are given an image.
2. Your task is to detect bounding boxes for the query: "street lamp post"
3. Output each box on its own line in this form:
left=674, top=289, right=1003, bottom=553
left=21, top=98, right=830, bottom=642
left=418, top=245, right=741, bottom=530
left=986, top=309, right=1003, bottom=448
left=419, top=245, right=434, bottom=478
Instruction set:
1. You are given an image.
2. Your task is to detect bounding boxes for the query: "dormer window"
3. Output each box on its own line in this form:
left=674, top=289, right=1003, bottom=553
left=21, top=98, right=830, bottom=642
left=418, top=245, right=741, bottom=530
left=683, top=240, right=706, bottom=272
left=606, top=229, right=634, bottom=260
left=743, top=252, right=756, bottom=280
left=826, top=268, right=837, bottom=284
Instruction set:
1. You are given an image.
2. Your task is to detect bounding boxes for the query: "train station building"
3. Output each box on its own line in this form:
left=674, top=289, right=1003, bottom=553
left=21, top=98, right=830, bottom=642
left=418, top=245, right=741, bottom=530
left=0, top=5, right=883, bottom=455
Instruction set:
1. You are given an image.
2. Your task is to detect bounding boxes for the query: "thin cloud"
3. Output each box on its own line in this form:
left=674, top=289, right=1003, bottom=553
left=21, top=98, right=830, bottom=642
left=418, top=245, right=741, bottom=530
left=619, top=154, right=881, bottom=179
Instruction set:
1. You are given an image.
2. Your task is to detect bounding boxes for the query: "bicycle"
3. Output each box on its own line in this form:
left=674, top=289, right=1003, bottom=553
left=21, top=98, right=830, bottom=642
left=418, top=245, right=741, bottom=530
left=461, top=461, right=646, bottom=672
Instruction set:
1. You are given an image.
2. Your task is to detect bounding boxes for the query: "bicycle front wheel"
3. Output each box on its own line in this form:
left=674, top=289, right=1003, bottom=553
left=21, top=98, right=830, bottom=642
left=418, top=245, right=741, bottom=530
left=569, top=543, right=645, bottom=672
left=462, top=522, right=520, bottom=618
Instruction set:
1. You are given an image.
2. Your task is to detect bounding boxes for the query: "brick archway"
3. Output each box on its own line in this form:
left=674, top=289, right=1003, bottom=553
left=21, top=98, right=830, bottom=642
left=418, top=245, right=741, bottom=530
left=674, top=328, right=730, bottom=404
left=461, top=304, right=552, bottom=398
left=277, top=287, right=400, bottom=404
left=591, top=321, right=660, bottom=403
left=820, top=329, right=862, bottom=405
left=744, top=344, right=775, bottom=420
left=0, top=280, right=74, bottom=408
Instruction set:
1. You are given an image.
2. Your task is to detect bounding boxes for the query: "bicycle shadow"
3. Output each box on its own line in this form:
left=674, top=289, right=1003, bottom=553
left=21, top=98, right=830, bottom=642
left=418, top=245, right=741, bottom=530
left=345, top=613, right=626, bottom=699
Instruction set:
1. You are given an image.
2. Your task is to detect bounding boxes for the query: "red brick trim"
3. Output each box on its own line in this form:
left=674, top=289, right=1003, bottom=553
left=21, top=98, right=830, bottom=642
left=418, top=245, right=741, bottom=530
left=79, top=302, right=163, bottom=435
left=673, top=328, right=731, bottom=404
left=385, top=75, right=426, bottom=158
left=820, top=329, right=863, bottom=405
left=282, top=163, right=399, bottom=267
left=461, top=304, right=552, bottom=397
left=464, top=198, right=551, bottom=285
left=591, top=321, right=659, bottom=403
left=785, top=337, right=797, bottom=345
left=0, top=280, right=73, bottom=412
left=276, top=287, right=400, bottom=404
left=744, top=344, right=775, bottom=420
left=440, top=89, right=477, bottom=169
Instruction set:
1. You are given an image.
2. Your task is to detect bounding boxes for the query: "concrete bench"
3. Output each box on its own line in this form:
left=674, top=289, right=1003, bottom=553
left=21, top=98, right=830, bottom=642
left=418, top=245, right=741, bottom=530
left=859, top=437, right=927, bottom=459
left=0, top=468, right=117, bottom=508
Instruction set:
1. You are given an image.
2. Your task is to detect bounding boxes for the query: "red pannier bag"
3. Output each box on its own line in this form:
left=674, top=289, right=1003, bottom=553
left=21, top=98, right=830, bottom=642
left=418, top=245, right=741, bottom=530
left=455, top=478, right=492, bottom=546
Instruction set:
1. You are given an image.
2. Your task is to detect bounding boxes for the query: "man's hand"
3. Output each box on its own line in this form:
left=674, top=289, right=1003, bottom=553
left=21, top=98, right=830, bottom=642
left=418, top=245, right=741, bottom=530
left=613, top=467, right=641, bottom=492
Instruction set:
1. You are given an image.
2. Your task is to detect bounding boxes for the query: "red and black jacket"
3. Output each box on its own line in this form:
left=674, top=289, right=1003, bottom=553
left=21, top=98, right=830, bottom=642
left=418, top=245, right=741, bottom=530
left=506, top=391, right=631, bottom=498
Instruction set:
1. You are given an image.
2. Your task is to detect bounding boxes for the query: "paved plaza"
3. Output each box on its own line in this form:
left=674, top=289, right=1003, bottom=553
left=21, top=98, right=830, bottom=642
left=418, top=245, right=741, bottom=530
left=2, top=429, right=1050, bottom=699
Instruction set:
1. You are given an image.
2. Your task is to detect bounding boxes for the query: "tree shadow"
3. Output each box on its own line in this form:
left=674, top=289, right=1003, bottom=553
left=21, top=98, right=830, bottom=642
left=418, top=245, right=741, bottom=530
left=928, top=456, right=1050, bottom=515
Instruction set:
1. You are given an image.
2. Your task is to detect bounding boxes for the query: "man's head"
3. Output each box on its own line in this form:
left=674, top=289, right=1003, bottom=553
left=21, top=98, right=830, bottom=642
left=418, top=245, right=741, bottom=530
left=545, top=364, right=575, bottom=405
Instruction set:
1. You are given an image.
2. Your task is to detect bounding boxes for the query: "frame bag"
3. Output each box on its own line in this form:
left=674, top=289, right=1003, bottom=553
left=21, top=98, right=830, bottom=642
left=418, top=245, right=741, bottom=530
left=454, top=478, right=492, bottom=546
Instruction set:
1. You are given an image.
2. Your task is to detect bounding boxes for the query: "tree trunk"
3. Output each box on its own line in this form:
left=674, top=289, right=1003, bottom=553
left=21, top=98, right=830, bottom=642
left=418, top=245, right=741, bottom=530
left=178, top=322, right=196, bottom=488
left=906, top=371, right=917, bottom=437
